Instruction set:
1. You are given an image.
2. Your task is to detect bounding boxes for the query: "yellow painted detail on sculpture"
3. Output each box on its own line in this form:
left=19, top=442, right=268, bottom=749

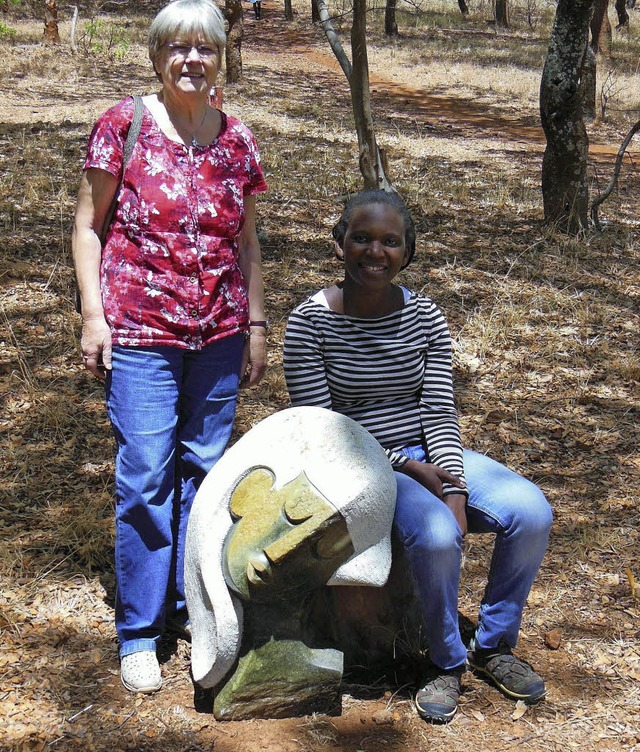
left=223, top=468, right=354, bottom=601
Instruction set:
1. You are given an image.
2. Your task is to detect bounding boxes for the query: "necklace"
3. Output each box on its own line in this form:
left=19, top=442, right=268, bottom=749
left=161, top=96, right=209, bottom=148
left=190, top=106, right=209, bottom=148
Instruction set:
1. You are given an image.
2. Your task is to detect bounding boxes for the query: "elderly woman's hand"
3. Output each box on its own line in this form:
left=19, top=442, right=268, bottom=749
left=240, top=329, right=267, bottom=387
left=81, top=316, right=112, bottom=379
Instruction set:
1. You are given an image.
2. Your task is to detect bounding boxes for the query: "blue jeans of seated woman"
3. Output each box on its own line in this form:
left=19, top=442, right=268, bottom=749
left=106, top=336, right=244, bottom=657
left=392, top=447, right=553, bottom=671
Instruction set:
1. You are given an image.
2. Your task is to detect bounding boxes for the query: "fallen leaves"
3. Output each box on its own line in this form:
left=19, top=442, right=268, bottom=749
left=626, top=569, right=638, bottom=600
left=545, top=629, right=563, bottom=650
left=511, top=701, right=528, bottom=721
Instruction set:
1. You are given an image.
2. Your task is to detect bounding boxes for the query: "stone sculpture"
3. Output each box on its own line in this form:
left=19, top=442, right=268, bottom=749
left=184, top=406, right=397, bottom=720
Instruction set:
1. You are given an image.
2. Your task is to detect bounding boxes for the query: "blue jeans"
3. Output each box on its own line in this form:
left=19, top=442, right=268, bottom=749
left=393, top=447, right=553, bottom=671
left=105, top=336, right=244, bottom=657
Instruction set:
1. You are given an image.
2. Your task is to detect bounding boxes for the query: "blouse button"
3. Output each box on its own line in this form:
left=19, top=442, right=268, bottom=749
left=190, top=275, right=197, bottom=283
left=191, top=309, right=198, bottom=318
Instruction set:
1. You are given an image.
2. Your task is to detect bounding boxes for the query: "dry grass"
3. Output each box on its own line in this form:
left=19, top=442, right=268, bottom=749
left=0, top=1, right=639, bottom=750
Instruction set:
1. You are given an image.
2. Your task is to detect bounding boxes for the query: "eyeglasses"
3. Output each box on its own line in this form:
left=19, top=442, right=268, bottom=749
left=165, top=43, right=218, bottom=59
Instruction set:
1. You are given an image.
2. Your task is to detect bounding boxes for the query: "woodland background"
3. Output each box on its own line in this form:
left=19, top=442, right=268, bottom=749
left=0, top=1, right=639, bottom=750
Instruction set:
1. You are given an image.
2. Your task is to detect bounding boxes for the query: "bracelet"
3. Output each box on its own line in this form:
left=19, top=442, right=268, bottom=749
left=249, top=320, right=269, bottom=330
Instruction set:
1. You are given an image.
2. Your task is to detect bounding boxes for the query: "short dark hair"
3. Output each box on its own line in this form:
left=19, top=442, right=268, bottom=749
left=331, top=189, right=417, bottom=268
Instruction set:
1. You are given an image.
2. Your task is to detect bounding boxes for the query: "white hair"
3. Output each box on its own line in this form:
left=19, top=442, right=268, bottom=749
left=148, top=0, right=225, bottom=70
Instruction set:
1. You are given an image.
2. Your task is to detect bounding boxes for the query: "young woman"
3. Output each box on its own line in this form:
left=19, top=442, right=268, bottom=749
left=283, top=189, right=552, bottom=723
left=72, top=0, right=268, bottom=693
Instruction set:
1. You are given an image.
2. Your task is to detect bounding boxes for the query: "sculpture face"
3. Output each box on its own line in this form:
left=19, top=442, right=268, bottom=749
left=222, top=468, right=355, bottom=602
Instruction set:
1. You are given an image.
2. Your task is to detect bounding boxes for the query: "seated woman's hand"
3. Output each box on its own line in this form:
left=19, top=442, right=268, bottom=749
left=400, top=460, right=468, bottom=535
left=443, top=493, right=468, bottom=537
left=81, top=317, right=112, bottom=379
left=399, top=459, right=466, bottom=500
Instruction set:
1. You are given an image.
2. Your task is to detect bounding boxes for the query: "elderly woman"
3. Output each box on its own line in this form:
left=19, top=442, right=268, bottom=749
left=72, top=0, right=268, bottom=693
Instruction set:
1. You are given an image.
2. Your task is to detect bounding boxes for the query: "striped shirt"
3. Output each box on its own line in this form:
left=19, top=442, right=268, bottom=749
left=283, top=287, right=466, bottom=497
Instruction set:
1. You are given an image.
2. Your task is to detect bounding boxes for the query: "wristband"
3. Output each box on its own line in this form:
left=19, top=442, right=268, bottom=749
left=249, top=320, right=269, bottom=330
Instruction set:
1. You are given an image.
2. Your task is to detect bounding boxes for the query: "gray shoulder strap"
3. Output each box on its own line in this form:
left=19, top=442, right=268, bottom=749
left=121, top=95, right=143, bottom=173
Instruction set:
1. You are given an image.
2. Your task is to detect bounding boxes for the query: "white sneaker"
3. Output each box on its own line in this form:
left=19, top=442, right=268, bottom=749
left=120, top=650, right=162, bottom=693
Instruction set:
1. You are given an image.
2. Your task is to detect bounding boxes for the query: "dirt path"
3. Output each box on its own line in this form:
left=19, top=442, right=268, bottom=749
left=246, top=11, right=636, bottom=162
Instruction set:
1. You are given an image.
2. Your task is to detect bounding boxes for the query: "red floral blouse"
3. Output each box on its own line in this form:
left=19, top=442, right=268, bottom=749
left=84, top=97, right=268, bottom=350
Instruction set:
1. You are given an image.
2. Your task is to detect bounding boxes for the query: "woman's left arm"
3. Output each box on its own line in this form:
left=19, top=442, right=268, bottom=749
left=237, top=194, right=267, bottom=387
left=418, top=300, right=467, bottom=496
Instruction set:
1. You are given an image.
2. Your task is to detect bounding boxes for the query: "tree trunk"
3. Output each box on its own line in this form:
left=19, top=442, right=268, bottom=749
left=70, top=5, right=79, bottom=52
left=43, top=0, right=61, bottom=44
left=494, top=0, right=509, bottom=28
left=590, top=0, right=611, bottom=56
left=591, top=118, right=640, bottom=228
left=314, top=0, right=392, bottom=190
left=315, top=0, right=352, bottom=78
left=458, top=0, right=469, bottom=15
left=351, top=0, right=392, bottom=190
left=614, top=0, right=629, bottom=26
left=540, top=0, right=595, bottom=233
left=583, top=45, right=597, bottom=120
left=385, top=0, right=398, bottom=36
left=284, top=0, right=293, bottom=21
left=225, top=0, right=244, bottom=84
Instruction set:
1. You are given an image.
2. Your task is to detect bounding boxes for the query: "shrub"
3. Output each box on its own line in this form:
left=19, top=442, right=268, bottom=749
left=0, top=21, right=17, bottom=41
